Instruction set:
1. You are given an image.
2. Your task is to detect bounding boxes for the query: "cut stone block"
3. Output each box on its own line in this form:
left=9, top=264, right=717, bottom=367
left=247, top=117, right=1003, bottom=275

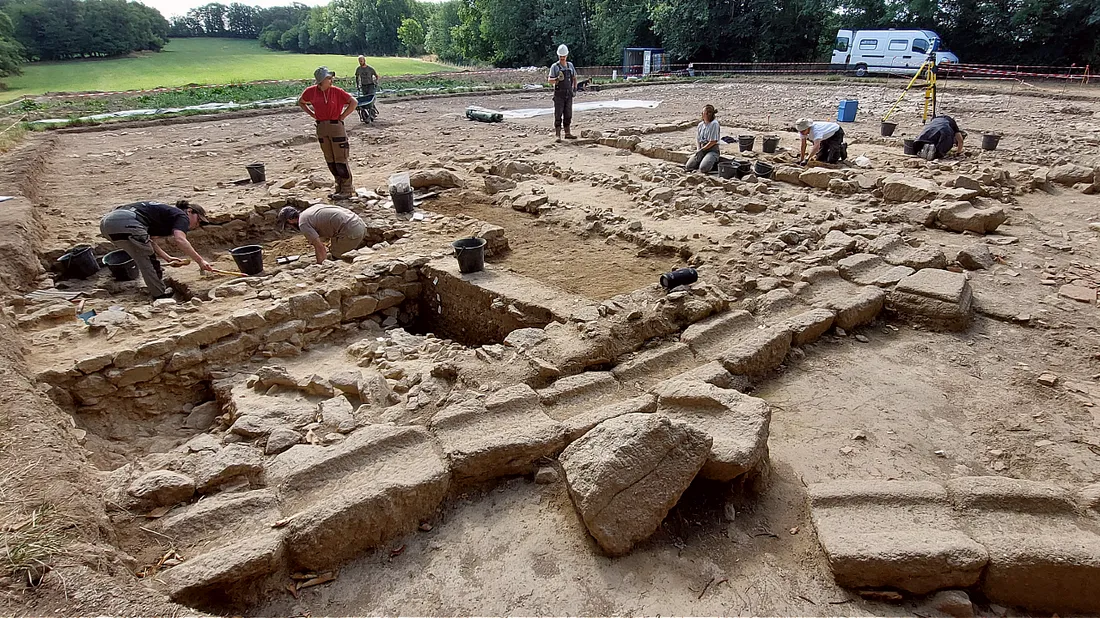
left=889, top=269, right=973, bottom=331
left=719, top=326, right=792, bottom=377
left=838, top=254, right=915, bottom=287
left=164, top=532, right=286, bottom=603
left=679, top=309, right=757, bottom=358
left=561, top=413, right=711, bottom=556
left=808, top=480, right=988, bottom=595
left=561, top=394, right=659, bottom=442
left=537, top=372, right=620, bottom=409
left=652, top=379, right=770, bottom=481
left=157, top=489, right=281, bottom=542
left=934, top=201, right=1007, bottom=235
left=782, top=308, right=837, bottom=346
left=611, top=342, right=695, bottom=384
left=430, top=384, right=566, bottom=483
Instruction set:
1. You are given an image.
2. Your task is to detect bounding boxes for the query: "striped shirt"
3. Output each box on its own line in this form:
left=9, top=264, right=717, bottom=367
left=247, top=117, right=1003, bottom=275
left=697, top=120, right=721, bottom=151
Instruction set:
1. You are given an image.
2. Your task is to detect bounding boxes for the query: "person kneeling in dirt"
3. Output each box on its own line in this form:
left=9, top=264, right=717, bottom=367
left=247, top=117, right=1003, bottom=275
left=913, top=115, right=966, bottom=161
left=795, top=118, right=848, bottom=165
left=299, top=67, right=358, bottom=198
left=277, top=204, right=366, bottom=264
left=684, top=104, right=721, bottom=174
left=99, top=200, right=214, bottom=300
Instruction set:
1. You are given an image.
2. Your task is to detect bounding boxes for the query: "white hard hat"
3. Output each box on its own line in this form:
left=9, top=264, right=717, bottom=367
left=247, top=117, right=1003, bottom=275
left=557, top=44, right=569, bottom=57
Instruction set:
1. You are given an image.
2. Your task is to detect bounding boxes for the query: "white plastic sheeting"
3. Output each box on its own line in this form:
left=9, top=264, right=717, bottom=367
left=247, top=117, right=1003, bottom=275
left=501, top=99, right=661, bottom=119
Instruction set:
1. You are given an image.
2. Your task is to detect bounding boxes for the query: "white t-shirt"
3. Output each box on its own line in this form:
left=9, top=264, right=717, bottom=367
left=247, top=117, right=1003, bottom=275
left=696, top=120, right=721, bottom=149
left=809, top=121, right=840, bottom=141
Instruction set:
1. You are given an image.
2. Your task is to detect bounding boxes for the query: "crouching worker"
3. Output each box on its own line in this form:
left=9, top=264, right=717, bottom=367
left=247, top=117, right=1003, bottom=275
left=277, top=204, right=367, bottom=264
left=914, top=114, right=966, bottom=161
left=685, top=104, right=721, bottom=174
left=795, top=118, right=847, bottom=164
left=99, top=200, right=214, bottom=299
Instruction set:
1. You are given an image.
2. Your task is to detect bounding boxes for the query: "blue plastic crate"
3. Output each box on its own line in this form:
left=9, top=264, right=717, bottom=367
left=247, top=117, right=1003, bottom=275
left=837, top=99, right=858, bottom=122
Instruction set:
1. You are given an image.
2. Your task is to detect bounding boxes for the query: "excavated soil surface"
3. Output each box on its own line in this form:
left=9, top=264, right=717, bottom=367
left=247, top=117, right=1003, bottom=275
left=1, top=76, right=1099, bottom=616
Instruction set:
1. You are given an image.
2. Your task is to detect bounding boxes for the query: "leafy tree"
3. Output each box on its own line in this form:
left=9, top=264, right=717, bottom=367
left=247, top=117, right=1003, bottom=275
left=226, top=3, right=258, bottom=37
left=425, top=0, right=462, bottom=61
left=0, top=10, right=24, bottom=76
left=397, top=16, right=425, bottom=54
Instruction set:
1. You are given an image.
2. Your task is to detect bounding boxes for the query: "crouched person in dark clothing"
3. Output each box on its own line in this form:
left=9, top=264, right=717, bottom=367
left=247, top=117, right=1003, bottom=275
left=99, top=200, right=214, bottom=299
left=914, top=115, right=966, bottom=160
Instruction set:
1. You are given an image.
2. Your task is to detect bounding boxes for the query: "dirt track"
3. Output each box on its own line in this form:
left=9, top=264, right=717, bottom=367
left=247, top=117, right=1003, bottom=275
left=1, top=76, right=1099, bottom=616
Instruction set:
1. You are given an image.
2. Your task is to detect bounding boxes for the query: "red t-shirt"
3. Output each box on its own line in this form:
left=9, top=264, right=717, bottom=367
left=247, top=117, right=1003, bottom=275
left=299, top=85, right=354, bottom=121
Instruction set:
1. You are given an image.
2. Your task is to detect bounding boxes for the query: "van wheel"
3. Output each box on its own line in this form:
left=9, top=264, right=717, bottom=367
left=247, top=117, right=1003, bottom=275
left=854, top=64, right=869, bottom=78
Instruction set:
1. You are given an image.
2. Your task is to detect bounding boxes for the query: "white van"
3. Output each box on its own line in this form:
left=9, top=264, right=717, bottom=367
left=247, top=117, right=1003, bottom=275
left=831, top=29, right=959, bottom=77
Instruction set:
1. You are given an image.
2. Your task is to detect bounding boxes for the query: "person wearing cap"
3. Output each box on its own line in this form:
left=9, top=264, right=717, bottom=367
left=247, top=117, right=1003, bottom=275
left=354, top=55, right=380, bottom=116
left=913, top=114, right=966, bottom=161
left=277, top=204, right=366, bottom=264
left=299, top=67, right=358, bottom=198
left=795, top=118, right=848, bottom=165
left=547, top=44, right=578, bottom=141
left=99, top=200, right=214, bottom=299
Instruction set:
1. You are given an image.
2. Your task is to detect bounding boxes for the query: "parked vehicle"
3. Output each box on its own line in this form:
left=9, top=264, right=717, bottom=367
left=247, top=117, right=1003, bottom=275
left=831, top=29, right=959, bottom=77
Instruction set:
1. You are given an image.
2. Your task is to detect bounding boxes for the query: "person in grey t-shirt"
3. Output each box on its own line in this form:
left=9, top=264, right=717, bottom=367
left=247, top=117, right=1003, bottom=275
left=547, top=44, right=578, bottom=141
left=685, top=104, right=721, bottom=174
left=276, top=204, right=367, bottom=263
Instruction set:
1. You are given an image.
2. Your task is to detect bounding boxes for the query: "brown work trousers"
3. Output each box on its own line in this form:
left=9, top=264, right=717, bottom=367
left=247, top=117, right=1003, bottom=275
left=316, top=120, right=353, bottom=194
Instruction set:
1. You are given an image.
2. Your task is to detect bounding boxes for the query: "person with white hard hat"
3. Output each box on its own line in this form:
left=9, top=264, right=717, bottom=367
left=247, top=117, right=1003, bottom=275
left=547, top=44, right=578, bottom=141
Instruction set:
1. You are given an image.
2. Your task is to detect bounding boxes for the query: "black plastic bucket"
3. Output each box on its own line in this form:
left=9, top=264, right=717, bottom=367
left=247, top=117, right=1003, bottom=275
left=754, top=161, right=775, bottom=178
left=903, top=139, right=918, bottom=156
left=736, top=161, right=751, bottom=179
left=58, top=245, right=99, bottom=279
left=392, top=188, right=414, bottom=214
left=762, top=135, right=780, bottom=153
left=660, top=267, right=698, bottom=290
left=103, top=249, right=138, bottom=281
left=230, top=245, right=264, bottom=275
left=718, top=162, right=736, bottom=179
left=452, top=237, right=486, bottom=274
left=981, top=133, right=1001, bottom=150
left=738, top=135, right=755, bottom=152
left=246, top=163, right=266, bottom=183
left=880, top=121, right=898, bottom=137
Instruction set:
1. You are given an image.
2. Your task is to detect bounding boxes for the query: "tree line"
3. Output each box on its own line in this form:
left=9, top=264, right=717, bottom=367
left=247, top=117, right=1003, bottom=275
left=0, top=0, right=168, bottom=77
left=174, top=0, right=1100, bottom=69
left=2, top=0, right=1098, bottom=81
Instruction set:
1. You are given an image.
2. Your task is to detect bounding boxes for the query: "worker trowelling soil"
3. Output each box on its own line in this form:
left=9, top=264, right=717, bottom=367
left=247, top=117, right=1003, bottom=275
left=0, top=76, right=1098, bottom=617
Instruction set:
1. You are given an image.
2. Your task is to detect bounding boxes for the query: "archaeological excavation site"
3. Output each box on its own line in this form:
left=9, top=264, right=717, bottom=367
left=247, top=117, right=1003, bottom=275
left=0, top=77, right=1099, bottom=617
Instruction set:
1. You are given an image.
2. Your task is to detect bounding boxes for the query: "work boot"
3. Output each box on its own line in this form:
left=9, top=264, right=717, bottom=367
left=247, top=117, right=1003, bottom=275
left=920, top=143, right=936, bottom=161
left=554, top=128, right=561, bottom=142
left=840, top=143, right=848, bottom=161
left=564, top=128, right=577, bottom=140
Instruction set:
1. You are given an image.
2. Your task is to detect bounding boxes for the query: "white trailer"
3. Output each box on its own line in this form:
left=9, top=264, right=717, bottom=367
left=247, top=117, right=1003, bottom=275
left=831, top=29, right=959, bottom=77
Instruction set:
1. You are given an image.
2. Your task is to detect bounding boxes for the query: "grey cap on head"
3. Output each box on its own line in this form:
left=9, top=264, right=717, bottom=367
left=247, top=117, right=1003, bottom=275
left=276, top=206, right=300, bottom=231
left=314, top=66, right=335, bottom=84
left=794, top=118, right=813, bottom=132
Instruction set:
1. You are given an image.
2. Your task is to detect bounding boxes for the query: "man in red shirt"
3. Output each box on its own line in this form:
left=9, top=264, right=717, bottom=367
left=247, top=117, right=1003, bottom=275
left=299, top=67, right=358, bottom=198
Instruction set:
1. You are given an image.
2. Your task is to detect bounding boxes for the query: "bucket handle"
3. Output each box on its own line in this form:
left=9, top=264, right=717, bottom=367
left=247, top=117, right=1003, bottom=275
left=453, top=235, right=483, bottom=256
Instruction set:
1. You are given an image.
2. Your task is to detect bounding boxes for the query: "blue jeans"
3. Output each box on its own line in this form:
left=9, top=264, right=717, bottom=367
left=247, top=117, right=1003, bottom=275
left=685, top=149, right=719, bottom=173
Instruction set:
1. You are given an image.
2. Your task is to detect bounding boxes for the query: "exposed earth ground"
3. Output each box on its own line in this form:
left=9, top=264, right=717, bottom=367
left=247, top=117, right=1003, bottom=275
left=0, top=74, right=1098, bottom=617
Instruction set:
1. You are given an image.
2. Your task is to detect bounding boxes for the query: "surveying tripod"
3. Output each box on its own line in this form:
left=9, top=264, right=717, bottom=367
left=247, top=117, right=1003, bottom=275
left=882, top=51, right=938, bottom=124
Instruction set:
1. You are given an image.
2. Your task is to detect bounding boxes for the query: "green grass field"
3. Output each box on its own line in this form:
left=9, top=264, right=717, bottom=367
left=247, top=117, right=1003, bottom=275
left=2, top=38, right=452, bottom=99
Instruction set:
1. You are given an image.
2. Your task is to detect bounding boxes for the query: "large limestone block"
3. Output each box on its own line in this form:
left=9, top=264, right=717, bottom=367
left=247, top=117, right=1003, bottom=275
left=127, top=470, right=196, bottom=511
left=889, top=269, right=973, bottom=331
left=799, top=169, right=847, bottom=189
left=933, top=201, right=1007, bottom=234
left=164, top=532, right=286, bottom=603
left=560, top=413, right=710, bottom=555
left=718, top=325, right=792, bottom=377
left=883, top=174, right=941, bottom=201
left=652, top=379, right=770, bottom=481
left=808, top=480, right=988, bottom=594
left=430, top=384, right=566, bottom=483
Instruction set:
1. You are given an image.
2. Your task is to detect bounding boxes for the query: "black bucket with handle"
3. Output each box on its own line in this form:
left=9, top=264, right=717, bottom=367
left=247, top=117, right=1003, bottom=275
left=754, top=161, right=775, bottom=178
left=392, top=188, right=414, bottom=213
left=230, top=245, right=264, bottom=275
left=718, top=162, right=736, bottom=179
left=58, top=244, right=99, bottom=279
left=981, top=133, right=1001, bottom=150
left=452, top=237, right=486, bottom=274
left=880, top=121, right=898, bottom=137
left=737, top=135, right=755, bottom=152
left=736, top=160, right=751, bottom=179
left=762, top=135, right=780, bottom=153
left=103, top=250, right=138, bottom=281
left=903, top=139, right=918, bottom=156
left=246, top=163, right=266, bottom=183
